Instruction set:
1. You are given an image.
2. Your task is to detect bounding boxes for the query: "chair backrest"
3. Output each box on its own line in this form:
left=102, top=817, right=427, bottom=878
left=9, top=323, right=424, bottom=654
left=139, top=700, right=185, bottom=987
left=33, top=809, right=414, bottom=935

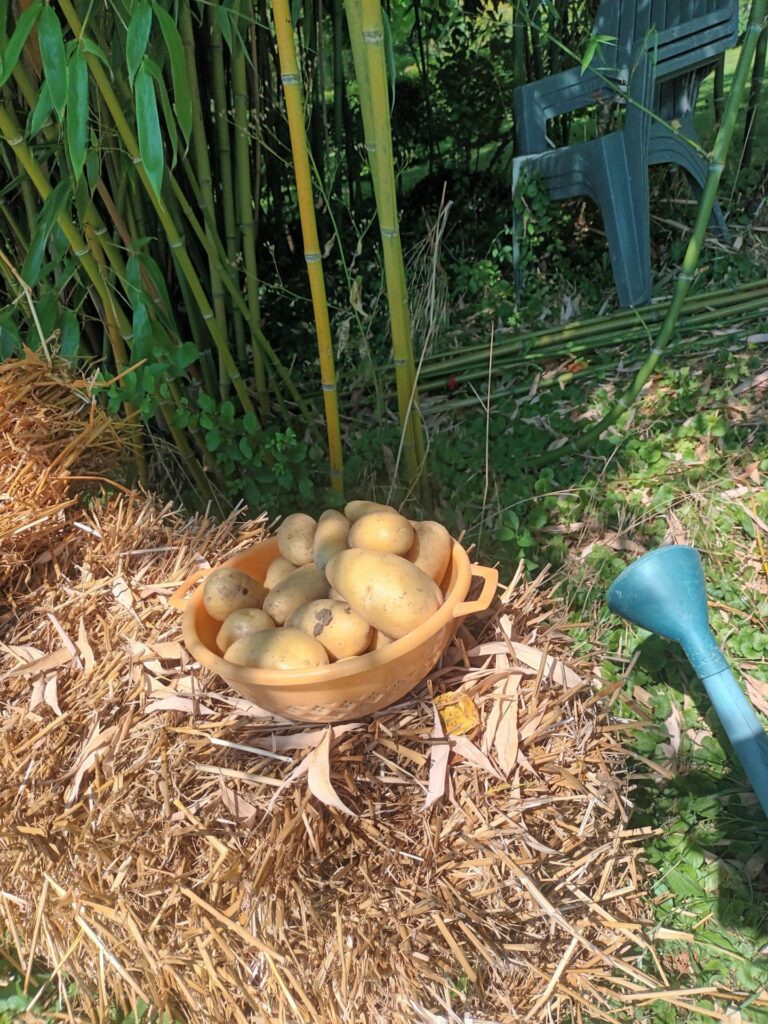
left=641, top=0, right=739, bottom=79
left=588, top=0, right=737, bottom=80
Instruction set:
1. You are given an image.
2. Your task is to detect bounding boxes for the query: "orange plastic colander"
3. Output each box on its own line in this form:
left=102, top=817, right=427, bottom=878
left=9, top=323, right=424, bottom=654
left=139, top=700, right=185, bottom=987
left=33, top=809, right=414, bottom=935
left=171, top=537, right=498, bottom=723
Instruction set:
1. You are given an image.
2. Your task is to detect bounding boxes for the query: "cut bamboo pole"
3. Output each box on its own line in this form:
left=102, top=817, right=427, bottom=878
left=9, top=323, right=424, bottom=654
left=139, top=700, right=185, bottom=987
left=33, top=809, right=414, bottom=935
left=534, top=0, right=768, bottom=466
left=271, top=0, right=344, bottom=493
left=349, top=0, right=429, bottom=499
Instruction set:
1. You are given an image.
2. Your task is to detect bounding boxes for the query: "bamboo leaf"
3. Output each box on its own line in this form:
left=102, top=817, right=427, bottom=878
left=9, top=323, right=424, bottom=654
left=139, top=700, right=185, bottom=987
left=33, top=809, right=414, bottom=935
left=0, top=312, right=20, bottom=360
left=38, top=4, right=67, bottom=118
left=134, top=63, right=164, bottom=200
left=290, top=0, right=301, bottom=27
left=21, top=180, right=71, bottom=287
left=81, top=37, right=112, bottom=74
left=27, top=80, right=54, bottom=137
left=126, top=0, right=152, bottom=86
left=131, top=300, right=152, bottom=362
left=151, top=0, right=192, bottom=145
left=215, top=4, right=233, bottom=49
left=0, top=0, right=42, bottom=87
left=145, top=57, right=178, bottom=168
left=66, top=48, right=89, bottom=181
left=60, top=309, right=81, bottom=360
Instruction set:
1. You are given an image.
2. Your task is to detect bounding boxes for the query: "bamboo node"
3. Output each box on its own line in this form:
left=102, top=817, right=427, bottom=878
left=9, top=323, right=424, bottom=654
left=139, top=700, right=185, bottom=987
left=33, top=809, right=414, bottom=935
left=708, top=161, right=725, bottom=172
left=381, top=227, right=398, bottom=238
left=321, top=383, right=337, bottom=392
left=7, top=134, right=23, bottom=146
left=131, top=155, right=142, bottom=165
left=362, top=29, right=384, bottom=43
left=280, top=74, right=300, bottom=85
left=169, top=237, right=185, bottom=250
left=304, top=252, right=322, bottom=263
left=73, top=247, right=90, bottom=257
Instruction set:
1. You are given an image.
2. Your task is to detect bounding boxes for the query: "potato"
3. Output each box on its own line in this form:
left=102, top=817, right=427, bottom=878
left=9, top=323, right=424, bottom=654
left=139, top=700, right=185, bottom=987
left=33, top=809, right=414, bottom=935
left=326, top=549, right=442, bottom=639
left=263, top=563, right=329, bottom=625
left=313, top=510, right=349, bottom=572
left=224, top=627, right=329, bottom=670
left=203, top=568, right=267, bottom=621
left=344, top=499, right=396, bottom=523
left=216, top=608, right=275, bottom=652
left=406, top=521, right=452, bottom=583
left=368, top=629, right=393, bottom=652
left=276, top=513, right=317, bottom=566
left=328, top=588, right=344, bottom=601
left=264, top=556, right=296, bottom=590
left=286, top=599, right=372, bottom=660
left=348, top=510, right=414, bottom=556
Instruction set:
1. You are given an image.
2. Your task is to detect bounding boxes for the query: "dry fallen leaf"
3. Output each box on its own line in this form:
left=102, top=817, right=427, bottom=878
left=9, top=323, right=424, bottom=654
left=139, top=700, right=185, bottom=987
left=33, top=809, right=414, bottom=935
left=661, top=706, right=682, bottom=756
left=144, top=695, right=216, bottom=716
left=434, top=692, right=480, bottom=736
left=218, top=781, right=259, bottom=826
left=5, top=647, right=73, bottom=678
left=746, top=674, right=768, bottom=718
left=483, top=673, right=521, bottom=776
left=76, top=619, right=96, bottom=675
left=257, top=722, right=363, bottom=752
left=424, top=705, right=450, bottom=809
left=510, top=643, right=584, bottom=690
left=305, top=728, right=355, bottom=816
left=43, top=675, right=62, bottom=717
left=451, top=735, right=504, bottom=781
left=65, top=723, right=120, bottom=804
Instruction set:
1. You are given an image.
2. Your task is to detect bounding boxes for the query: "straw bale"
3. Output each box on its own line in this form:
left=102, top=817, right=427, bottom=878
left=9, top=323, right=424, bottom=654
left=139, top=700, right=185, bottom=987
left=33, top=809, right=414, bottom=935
left=0, top=490, right=664, bottom=1023
left=0, top=350, right=130, bottom=590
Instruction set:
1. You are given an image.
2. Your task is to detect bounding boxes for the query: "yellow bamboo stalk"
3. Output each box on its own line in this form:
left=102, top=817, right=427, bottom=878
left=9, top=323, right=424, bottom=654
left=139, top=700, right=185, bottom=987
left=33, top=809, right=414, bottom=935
left=354, top=0, right=428, bottom=496
left=271, top=0, right=344, bottom=493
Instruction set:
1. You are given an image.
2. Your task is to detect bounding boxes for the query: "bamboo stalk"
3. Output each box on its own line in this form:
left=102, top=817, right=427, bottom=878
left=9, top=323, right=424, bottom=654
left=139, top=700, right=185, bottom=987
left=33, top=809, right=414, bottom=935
left=351, top=0, right=429, bottom=499
left=534, top=0, right=768, bottom=467
left=179, top=0, right=230, bottom=397
left=232, top=0, right=269, bottom=417
left=210, top=10, right=247, bottom=367
left=57, top=0, right=257, bottom=424
left=743, top=24, right=767, bottom=167
left=271, top=0, right=344, bottom=492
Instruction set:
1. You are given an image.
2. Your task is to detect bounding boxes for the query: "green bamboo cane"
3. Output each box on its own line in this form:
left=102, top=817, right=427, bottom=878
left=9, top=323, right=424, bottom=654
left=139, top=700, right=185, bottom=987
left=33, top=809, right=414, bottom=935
left=56, top=0, right=257, bottom=424
left=271, top=0, right=344, bottom=493
left=179, top=0, right=231, bottom=397
left=534, top=0, right=768, bottom=468
left=332, top=0, right=346, bottom=199
left=744, top=24, right=768, bottom=167
left=344, top=0, right=379, bottom=202
left=232, top=0, right=269, bottom=418
left=210, top=10, right=247, bottom=368
left=355, top=0, right=428, bottom=497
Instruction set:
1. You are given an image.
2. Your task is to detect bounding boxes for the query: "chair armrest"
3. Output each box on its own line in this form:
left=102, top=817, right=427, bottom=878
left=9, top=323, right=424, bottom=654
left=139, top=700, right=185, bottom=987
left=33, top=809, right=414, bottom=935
left=514, top=66, right=620, bottom=155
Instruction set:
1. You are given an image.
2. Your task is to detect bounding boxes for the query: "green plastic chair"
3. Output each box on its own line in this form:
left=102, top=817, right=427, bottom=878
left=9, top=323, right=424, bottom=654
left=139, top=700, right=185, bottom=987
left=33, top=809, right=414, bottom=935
left=512, top=0, right=739, bottom=307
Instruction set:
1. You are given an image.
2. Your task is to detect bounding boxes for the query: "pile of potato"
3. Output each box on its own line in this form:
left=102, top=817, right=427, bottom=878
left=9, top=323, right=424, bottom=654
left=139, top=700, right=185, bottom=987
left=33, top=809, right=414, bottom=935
left=201, top=501, right=452, bottom=671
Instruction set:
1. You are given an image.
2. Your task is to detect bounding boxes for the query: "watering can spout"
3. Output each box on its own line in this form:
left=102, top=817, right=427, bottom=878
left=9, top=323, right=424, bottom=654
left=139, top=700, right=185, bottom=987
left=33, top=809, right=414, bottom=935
left=607, top=545, right=768, bottom=819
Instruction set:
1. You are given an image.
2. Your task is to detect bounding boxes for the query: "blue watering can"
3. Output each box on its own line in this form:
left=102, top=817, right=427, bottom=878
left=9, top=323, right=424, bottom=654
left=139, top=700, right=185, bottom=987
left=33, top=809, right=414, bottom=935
left=607, top=545, right=768, bottom=818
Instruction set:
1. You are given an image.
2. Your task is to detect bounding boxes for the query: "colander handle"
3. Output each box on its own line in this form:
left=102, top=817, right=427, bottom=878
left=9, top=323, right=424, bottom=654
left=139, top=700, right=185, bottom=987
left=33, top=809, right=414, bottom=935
left=453, top=564, right=498, bottom=619
left=168, top=567, right=213, bottom=610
